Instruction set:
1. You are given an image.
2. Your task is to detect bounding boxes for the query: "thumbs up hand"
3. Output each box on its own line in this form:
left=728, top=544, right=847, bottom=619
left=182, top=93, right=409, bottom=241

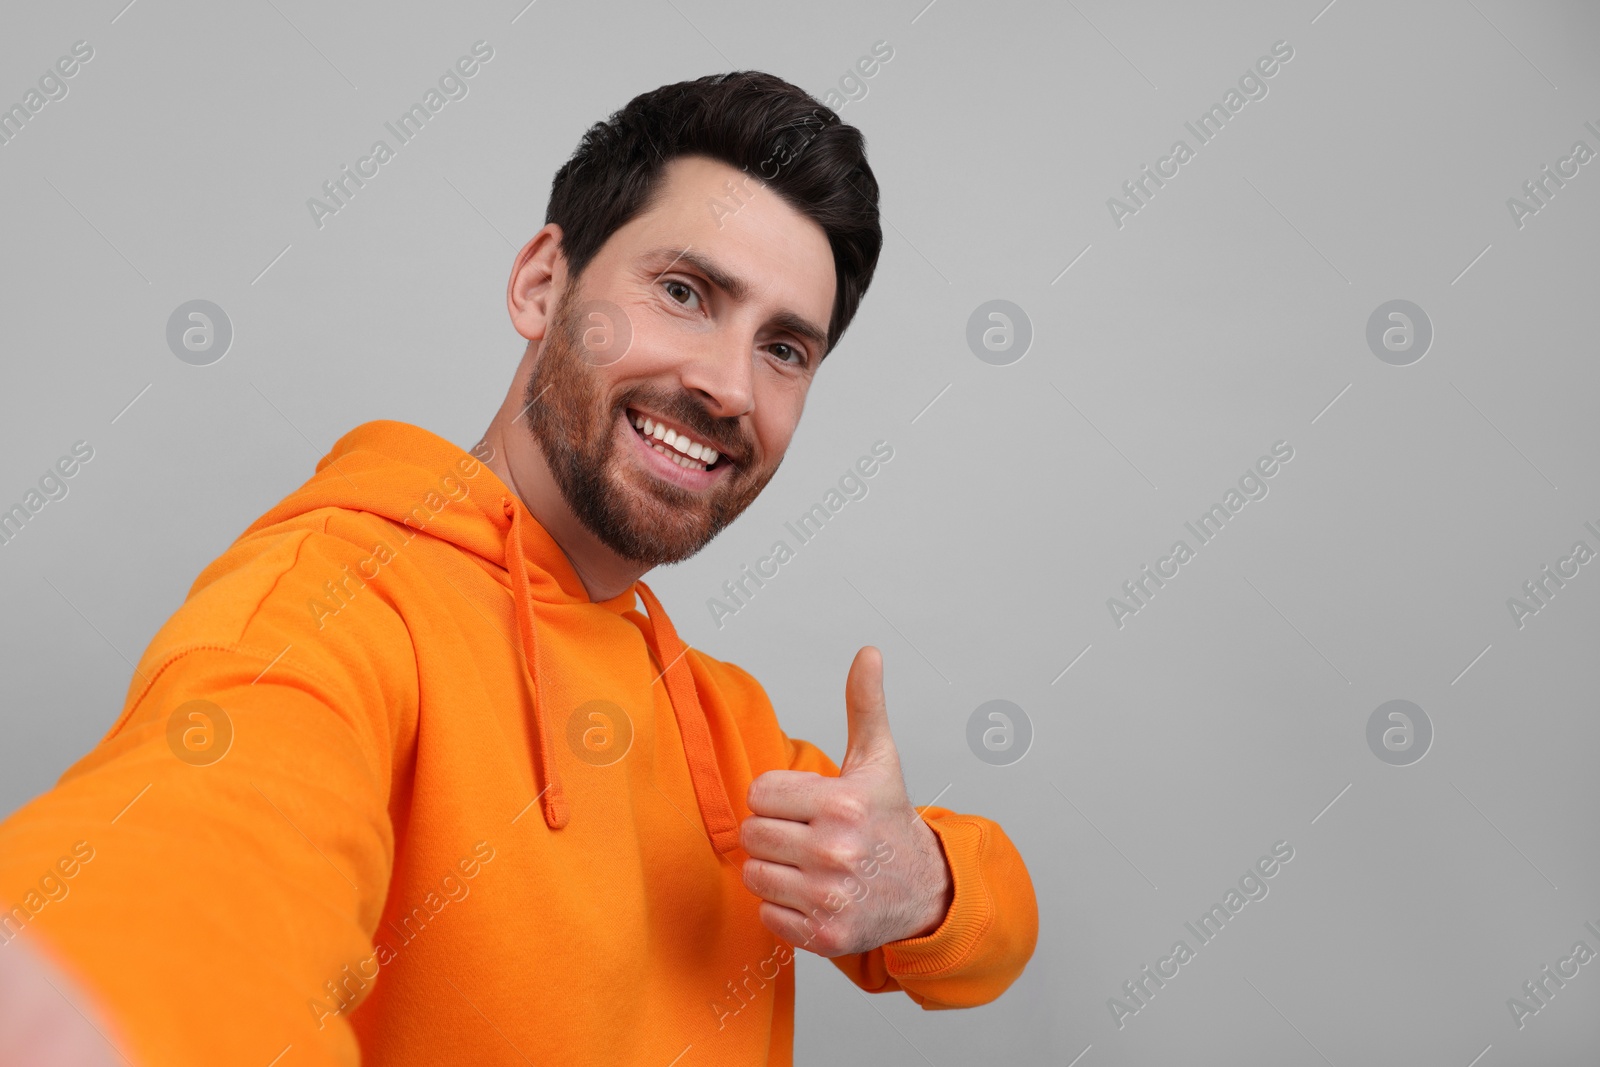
left=740, top=646, right=954, bottom=957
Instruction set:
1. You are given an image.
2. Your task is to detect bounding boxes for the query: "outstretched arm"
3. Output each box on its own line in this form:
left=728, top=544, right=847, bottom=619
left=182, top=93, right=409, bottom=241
left=740, top=647, right=1038, bottom=1009
left=0, top=527, right=418, bottom=1064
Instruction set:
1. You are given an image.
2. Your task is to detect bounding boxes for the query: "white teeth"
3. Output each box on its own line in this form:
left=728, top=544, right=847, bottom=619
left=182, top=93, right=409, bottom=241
left=630, top=410, right=719, bottom=467
left=646, top=438, right=708, bottom=471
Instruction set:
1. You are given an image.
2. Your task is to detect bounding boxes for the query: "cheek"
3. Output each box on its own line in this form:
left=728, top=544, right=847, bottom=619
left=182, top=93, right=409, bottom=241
left=752, top=396, right=805, bottom=463
left=612, top=323, right=690, bottom=384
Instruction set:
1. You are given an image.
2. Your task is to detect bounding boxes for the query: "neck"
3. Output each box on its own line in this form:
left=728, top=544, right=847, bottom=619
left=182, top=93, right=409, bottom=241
left=480, top=403, right=647, bottom=604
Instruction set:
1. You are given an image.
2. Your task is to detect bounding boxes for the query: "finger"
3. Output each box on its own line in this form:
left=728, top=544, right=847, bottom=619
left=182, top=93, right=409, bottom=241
left=738, top=815, right=812, bottom=865
left=755, top=901, right=848, bottom=958
left=741, top=857, right=811, bottom=913
left=755, top=900, right=814, bottom=952
left=746, top=769, right=827, bottom=821
left=840, top=645, right=897, bottom=775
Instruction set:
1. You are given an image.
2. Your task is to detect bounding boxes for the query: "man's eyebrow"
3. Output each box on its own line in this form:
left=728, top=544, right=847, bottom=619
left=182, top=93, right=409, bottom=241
left=640, top=245, right=830, bottom=353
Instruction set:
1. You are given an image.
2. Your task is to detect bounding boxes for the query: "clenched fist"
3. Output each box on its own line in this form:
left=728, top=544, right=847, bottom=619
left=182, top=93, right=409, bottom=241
left=740, top=646, right=954, bottom=957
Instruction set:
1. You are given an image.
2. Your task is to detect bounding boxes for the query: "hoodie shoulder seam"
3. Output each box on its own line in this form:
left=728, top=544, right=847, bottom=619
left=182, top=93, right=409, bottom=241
left=101, top=640, right=349, bottom=746
left=233, top=527, right=316, bottom=642
left=110, top=522, right=383, bottom=744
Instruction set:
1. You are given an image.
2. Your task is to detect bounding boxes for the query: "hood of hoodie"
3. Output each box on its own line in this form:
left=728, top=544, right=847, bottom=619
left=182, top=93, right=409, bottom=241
left=237, top=418, right=743, bottom=855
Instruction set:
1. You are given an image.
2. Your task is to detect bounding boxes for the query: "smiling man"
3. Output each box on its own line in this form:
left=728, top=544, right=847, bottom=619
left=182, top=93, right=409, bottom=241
left=0, top=72, right=1037, bottom=1066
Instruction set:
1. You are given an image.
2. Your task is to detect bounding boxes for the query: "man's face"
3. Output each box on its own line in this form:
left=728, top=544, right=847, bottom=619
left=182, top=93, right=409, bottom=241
left=520, top=155, right=837, bottom=566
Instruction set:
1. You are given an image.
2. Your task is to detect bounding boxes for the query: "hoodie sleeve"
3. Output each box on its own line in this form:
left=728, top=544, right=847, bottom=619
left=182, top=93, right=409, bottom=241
left=782, top=734, right=1038, bottom=1009
left=0, top=523, right=417, bottom=1066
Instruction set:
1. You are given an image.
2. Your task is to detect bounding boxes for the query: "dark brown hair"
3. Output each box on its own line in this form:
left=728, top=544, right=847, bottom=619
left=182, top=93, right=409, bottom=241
left=544, top=71, right=882, bottom=356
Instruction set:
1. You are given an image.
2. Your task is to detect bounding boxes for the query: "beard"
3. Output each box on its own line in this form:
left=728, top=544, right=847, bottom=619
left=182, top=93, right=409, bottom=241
left=520, top=282, right=781, bottom=567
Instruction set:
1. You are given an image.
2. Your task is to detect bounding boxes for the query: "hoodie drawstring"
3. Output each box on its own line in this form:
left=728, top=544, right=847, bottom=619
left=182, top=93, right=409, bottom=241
left=633, top=580, right=741, bottom=856
left=500, top=495, right=739, bottom=855
left=502, top=496, right=570, bottom=831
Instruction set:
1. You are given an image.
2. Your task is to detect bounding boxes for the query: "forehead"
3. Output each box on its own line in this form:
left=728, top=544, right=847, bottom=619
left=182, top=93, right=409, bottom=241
left=601, top=154, right=836, bottom=333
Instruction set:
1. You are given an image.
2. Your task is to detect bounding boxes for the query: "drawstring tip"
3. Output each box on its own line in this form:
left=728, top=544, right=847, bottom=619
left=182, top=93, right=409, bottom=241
left=542, top=787, right=570, bottom=830
left=710, top=825, right=741, bottom=856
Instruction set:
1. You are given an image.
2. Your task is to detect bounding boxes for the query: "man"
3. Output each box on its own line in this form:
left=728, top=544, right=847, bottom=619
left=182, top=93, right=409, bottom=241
left=0, top=71, right=1037, bottom=1065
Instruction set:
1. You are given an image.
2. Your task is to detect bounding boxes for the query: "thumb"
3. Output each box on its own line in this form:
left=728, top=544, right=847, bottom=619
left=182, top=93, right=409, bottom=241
left=841, top=646, right=897, bottom=774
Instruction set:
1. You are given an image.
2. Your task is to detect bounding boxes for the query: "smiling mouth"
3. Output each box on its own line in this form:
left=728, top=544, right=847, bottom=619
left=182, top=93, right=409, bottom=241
left=625, top=408, right=727, bottom=474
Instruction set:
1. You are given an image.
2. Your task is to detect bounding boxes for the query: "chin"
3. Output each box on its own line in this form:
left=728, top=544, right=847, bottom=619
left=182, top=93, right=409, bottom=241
left=586, top=476, right=728, bottom=567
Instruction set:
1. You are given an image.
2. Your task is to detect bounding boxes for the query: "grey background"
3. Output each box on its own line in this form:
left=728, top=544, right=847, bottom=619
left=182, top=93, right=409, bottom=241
left=3, top=0, right=1598, bottom=1063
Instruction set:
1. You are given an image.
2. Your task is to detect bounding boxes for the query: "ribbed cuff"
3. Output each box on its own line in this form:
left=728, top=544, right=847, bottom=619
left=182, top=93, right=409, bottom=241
left=880, top=816, right=993, bottom=978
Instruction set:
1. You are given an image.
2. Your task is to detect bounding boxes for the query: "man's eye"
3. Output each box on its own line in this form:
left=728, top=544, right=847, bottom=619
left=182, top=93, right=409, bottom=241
left=663, top=280, right=699, bottom=308
left=770, top=343, right=806, bottom=367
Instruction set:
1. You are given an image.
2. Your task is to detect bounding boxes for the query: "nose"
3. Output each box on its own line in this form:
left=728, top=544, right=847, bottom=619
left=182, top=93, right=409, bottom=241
left=679, top=327, right=755, bottom=420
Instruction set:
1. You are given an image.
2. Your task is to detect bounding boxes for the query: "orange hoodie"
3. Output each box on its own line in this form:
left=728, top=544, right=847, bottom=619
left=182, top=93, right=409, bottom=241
left=0, top=419, right=1037, bottom=1065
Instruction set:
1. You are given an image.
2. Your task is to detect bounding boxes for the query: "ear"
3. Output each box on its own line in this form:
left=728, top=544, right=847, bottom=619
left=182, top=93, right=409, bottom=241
left=507, top=223, right=567, bottom=343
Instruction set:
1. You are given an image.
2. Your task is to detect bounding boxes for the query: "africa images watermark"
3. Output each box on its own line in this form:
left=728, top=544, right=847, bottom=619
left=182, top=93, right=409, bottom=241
left=306, top=41, right=495, bottom=230
left=1505, top=519, right=1599, bottom=630
left=817, top=39, right=894, bottom=115
left=704, top=39, right=894, bottom=233
left=1106, top=39, right=1296, bottom=229
left=309, top=840, right=497, bottom=1030
left=1506, top=918, right=1600, bottom=1030
left=1106, top=441, right=1295, bottom=629
left=0, top=840, right=97, bottom=946
left=1505, top=118, right=1600, bottom=230
left=710, top=839, right=897, bottom=1033
left=1107, top=840, right=1296, bottom=1029
left=307, top=439, right=494, bottom=631
left=0, top=440, right=95, bottom=550
left=0, top=40, right=95, bottom=149
left=706, top=440, right=894, bottom=629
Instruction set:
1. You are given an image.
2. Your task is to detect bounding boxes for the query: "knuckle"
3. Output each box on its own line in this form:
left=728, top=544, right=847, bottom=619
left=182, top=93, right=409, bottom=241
left=823, top=791, right=866, bottom=824
left=820, top=838, right=858, bottom=872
